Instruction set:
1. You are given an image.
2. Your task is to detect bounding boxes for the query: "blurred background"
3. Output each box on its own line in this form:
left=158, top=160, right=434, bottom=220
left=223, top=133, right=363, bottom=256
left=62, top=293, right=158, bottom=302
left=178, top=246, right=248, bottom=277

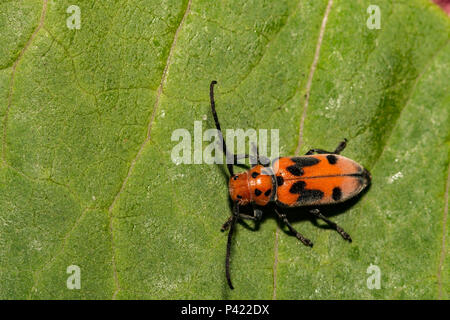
left=433, top=0, right=450, bottom=14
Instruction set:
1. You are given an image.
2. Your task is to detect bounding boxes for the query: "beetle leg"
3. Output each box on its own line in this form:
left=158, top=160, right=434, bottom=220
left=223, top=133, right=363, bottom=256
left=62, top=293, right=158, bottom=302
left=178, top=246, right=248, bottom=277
left=233, top=153, right=267, bottom=167
left=249, top=143, right=258, bottom=166
left=221, top=212, right=261, bottom=232
left=305, top=148, right=331, bottom=155
left=236, top=207, right=262, bottom=225
left=238, top=213, right=259, bottom=221
left=233, top=143, right=270, bottom=168
left=333, top=138, right=347, bottom=154
left=249, top=143, right=270, bottom=167
left=221, top=216, right=233, bottom=231
left=250, top=143, right=261, bottom=167
left=309, top=208, right=352, bottom=242
left=253, top=207, right=263, bottom=220
left=275, top=208, right=313, bottom=247
left=234, top=154, right=249, bottom=162
left=305, top=139, right=348, bottom=155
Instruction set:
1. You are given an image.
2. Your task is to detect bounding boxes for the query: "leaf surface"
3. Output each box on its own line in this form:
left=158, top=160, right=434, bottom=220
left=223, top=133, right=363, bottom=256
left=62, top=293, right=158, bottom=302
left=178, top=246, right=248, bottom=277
left=0, top=0, right=448, bottom=299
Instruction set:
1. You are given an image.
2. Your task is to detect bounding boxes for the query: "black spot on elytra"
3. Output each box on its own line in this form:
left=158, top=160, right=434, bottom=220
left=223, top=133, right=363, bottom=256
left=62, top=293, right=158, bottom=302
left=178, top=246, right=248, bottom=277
left=233, top=175, right=238, bottom=180
left=276, top=175, right=284, bottom=186
left=289, top=181, right=306, bottom=193
left=286, top=157, right=321, bottom=176
left=291, top=157, right=320, bottom=167
left=251, top=171, right=259, bottom=178
left=289, top=181, right=324, bottom=204
left=326, top=154, right=338, bottom=165
left=332, top=187, right=342, bottom=201
left=255, top=189, right=262, bottom=196
left=264, top=189, right=271, bottom=197
left=237, top=195, right=242, bottom=199
left=287, top=165, right=303, bottom=176
left=298, top=190, right=324, bottom=203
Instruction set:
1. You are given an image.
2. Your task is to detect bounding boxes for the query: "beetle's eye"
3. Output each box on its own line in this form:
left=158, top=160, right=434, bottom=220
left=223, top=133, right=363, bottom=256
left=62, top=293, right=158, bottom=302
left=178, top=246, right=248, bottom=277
left=237, top=195, right=242, bottom=199
left=233, top=175, right=238, bottom=180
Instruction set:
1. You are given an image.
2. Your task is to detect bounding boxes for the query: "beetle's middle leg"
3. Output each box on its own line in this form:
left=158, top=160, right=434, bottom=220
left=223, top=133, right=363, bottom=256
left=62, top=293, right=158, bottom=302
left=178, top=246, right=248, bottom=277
left=275, top=208, right=313, bottom=247
left=305, top=138, right=347, bottom=155
left=309, top=208, right=352, bottom=242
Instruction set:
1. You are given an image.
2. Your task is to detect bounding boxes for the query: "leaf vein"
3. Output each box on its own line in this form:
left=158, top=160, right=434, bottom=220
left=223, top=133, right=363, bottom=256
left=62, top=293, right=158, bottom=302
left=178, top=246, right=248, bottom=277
left=273, top=0, right=334, bottom=300
left=106, top=0, right=193, bottom=299
left=438, top=161, right=450, bottom=299
left=2, top=0, right=48, bottom=164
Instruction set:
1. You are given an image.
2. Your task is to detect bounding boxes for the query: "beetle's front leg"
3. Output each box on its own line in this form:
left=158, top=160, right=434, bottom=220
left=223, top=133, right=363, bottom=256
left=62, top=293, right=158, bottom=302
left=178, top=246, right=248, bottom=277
left=221, top=208, right=262, bottom=231
left=253, top=207, right=263, bottom=220
left=221, top=216, right=233, bottom=232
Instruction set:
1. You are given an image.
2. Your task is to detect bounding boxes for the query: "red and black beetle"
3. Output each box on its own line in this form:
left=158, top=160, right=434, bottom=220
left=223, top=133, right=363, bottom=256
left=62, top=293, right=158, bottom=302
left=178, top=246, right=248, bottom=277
left=209, top=81, right=371, bottom=289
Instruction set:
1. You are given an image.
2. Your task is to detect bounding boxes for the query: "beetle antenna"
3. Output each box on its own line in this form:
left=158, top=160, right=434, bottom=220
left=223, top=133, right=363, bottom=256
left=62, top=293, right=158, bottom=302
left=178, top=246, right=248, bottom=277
left=210, top=80, right=234, bottom=176
left=225, top=202, right=238, bottom=289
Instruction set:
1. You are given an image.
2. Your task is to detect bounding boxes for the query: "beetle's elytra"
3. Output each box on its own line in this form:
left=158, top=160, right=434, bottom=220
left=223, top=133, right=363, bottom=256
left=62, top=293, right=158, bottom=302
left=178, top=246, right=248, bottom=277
left=209, top=81, right=371, bottom=290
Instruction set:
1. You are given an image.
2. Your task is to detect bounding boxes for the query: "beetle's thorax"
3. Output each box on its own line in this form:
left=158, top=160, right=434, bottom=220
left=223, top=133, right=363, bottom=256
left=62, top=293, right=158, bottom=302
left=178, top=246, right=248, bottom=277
left=229, top=165, right=274, bottom=206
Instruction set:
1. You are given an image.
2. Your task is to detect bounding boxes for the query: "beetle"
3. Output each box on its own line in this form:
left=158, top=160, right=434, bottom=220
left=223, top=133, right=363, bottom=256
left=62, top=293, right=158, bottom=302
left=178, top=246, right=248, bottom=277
left=209, top=80, right=371, bottom=289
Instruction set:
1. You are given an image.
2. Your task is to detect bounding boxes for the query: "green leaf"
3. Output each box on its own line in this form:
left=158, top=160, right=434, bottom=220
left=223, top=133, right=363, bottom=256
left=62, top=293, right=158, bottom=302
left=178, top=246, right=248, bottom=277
left=0, top=0, right=448, bottom=299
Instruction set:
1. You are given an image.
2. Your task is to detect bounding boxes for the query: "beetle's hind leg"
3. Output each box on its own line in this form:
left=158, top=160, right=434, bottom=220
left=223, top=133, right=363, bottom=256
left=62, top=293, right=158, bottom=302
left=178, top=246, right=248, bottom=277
left=275, top=208, right=313, bottom=247
left=310, top=208, right=352, bottom=242
left=305, top=138, right=347, bottom=155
